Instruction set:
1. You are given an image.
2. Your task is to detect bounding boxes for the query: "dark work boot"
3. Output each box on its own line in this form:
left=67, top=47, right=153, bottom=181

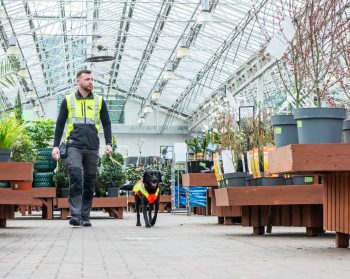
left=81, top=216, right=92, bottom=227
left=69, top=216, right=82, bottom=227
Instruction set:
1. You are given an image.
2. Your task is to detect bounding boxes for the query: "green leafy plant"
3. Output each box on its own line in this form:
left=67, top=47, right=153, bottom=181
left=0, top=58, right=17, bottom=89
left=0, top=116, right=24, bottom=149
left=98, top=152, right=126, bottom=188
left=53, top=159, right=69, bottom=196
left=11, top=133, right=36, bottom=163
left=26, top=119, right=55, bottom=148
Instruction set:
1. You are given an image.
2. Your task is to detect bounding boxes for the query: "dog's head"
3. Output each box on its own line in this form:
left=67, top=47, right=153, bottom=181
left=143, top=170, right=162, bottom=190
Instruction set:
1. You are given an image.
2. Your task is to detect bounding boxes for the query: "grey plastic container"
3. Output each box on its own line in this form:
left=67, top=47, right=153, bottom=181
left=343, top=120, right=350, bottom=143
left=252, top=177, right=286, bottom=186
left=294, top=108, right=347, bottom=144
left=223, top=172, right=248, bottom=187
left=291, top=175, right=314, bottom=185
left=271, top=114, right=299, bottom=147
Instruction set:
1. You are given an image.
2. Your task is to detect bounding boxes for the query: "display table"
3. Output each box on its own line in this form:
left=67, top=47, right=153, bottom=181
left=215, top=185, right=323, bottom=235
left=0, top=162, right=33, bottom=227
left=269, top=144, right=350, bottom=248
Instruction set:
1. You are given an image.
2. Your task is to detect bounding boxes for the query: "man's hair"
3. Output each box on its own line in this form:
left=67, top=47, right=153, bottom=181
left=76, top=69, right=92, bottom=79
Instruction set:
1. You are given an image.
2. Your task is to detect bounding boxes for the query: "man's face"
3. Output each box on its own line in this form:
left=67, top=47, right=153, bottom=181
left=77, top=73, right=94, bottom=92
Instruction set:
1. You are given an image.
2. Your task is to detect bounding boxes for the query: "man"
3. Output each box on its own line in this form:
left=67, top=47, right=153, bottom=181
left=52, top=69, right=112, bottom=227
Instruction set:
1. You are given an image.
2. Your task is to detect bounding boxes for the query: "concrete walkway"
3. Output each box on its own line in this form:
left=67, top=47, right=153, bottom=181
left=0, top=211, right=350, bottom=279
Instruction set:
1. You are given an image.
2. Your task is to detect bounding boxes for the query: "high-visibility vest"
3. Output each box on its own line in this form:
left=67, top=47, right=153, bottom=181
left=65, top=93, right=102, bottom=139
left=133, top=180, right=160, bottom=204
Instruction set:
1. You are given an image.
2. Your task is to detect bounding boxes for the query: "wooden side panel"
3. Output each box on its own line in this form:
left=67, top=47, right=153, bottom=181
left=269, top=144, right=350, bottom=173
left=182, top=173, right=218, bottom=187
left=0, top=162, right=33, bottom=181
left=292, top=205, right=301, bottom=227
left=323, top=172, right=350, bottom=233
left=0, top=189, right=33, bottom=204
left=226, top=185, right=323, bottom=206
left=214, top=188, right=229, bottom=206
left=241, top=206, right=250, bottom=226
left=281, top=205, right=291, bottom=226
left=32, top=187, right=57, bottom=198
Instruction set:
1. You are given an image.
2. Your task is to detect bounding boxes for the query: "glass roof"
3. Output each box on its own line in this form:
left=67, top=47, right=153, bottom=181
left=0, top=0, right=307, bottom=127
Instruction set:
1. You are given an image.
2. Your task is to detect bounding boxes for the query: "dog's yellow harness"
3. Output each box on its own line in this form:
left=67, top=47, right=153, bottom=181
left=133, top=180, right=160, bottom=204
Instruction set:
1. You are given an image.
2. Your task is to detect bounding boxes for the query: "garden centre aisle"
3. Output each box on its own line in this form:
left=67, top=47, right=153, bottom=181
left=0, top=212, right=350, bottom=279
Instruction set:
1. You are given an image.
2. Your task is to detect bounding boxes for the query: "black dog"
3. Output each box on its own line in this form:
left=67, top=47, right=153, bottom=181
left=133, top=171, right=162, bottom=228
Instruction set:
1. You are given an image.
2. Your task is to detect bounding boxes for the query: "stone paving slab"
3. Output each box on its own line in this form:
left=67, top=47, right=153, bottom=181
left=0, top=211, right=350, bottom=278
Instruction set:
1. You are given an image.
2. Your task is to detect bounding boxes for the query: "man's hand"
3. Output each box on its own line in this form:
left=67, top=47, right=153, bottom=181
left=105, top=144, right=113, bottom=154
left=52, top=147, right=60, bottom=161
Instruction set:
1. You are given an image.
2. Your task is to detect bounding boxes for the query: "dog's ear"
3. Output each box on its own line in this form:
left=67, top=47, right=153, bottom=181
left=157, top=171, right=162, bottom=182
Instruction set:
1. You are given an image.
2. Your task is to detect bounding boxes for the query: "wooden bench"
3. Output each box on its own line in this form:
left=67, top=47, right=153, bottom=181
left=0, top=162, right=33, bottom=227
left=269, top=144, right=350, bottom=248
left=56, top=197, right=127, bottom=219
left=127, top=195, right=172, bottom=213
left=18, top=187, right=56, bottom=219
left=215, top=184, right=323, bottom=235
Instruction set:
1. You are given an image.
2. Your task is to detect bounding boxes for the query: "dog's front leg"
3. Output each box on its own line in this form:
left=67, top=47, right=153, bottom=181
left=148, top=203, right=153, bottom=224
left=142, top=196, right=151, bottom=228
left=151, top=197, right=160, bottom=226
left=135, top=195, right=141, bottom=226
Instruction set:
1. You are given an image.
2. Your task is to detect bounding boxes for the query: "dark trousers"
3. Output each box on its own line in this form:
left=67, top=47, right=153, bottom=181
left=65, top=147, right=99, bottom=218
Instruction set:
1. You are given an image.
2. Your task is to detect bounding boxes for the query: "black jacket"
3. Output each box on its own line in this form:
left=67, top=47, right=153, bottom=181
left=53, top=90, right=112, bottom=150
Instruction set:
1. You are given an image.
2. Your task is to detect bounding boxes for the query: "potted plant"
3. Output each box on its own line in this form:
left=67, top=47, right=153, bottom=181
left=11, top=132, right=37, bottom=190
left=26, top=119, right=56, bottom=187
left=99, top=152, right=126, bottom=197
left=272, top=0, right=348, bottom=143
left=211, top=108, right=248, bottom=187
left=53, top=159, right=69, bottom=197
left=0, top=116, right=24, bottom=162
left=185, top=135, right=213, bottom=173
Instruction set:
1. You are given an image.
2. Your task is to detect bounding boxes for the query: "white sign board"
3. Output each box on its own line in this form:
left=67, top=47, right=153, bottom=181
left=266, top=17, right=296, bottom=59
left=221, top=150, right=235, bottom=174
left=174, top=142, right=187, bottom=162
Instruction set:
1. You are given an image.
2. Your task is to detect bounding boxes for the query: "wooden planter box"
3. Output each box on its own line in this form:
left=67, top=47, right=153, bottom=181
left=215, top=185, right=323, bottom=235
left=0, top=162, right=33, bottom=227
left=269, top=144, right=350, bottom=247
left=57, top=197, right=127, bottom=219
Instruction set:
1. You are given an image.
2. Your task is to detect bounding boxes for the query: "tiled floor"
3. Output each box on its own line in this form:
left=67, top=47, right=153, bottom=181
left=0, top=211, right=350, bottom=278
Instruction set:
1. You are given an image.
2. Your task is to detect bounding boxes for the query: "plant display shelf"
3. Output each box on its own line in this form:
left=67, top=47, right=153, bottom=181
left=215, top=184, right=323, bottom=236
left=182, top=173, right=218, bottom=216
left=0, top=162, right=33, bottom=227
left=269, top=144, right=350, bottom=248
left=56, top=197, right=127, bottom=219
left=18, top=187, right=56, bottom=219
left=127, top=195, right=172, bottom=213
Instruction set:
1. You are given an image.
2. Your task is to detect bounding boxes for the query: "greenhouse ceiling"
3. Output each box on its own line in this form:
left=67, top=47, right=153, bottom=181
left=0, top=0, right=305, bottom=128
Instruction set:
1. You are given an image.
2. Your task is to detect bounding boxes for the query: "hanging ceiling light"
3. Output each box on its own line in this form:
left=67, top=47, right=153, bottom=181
left=144, top=105, right=153, bottom=113
left=17, top=60, right=28, bottom=79
left=197, top=0, right=212, bottom=24
left=151, top=84, right=161, bottom=100
left=176, top=37, right=189, bottom=59
left=6, top=36, right=20, bottom=57
left=163, top=61, right=175, bottom=80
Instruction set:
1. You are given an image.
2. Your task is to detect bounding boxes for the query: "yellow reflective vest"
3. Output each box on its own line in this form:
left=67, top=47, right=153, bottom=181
left=133, top=180, right=160, bottom=204
left=65, top=92, right=102, bottom=149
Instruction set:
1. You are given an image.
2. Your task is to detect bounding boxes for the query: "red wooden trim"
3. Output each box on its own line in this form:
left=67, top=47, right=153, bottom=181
left=57, top=197, right=127, bottom=208
left=0, top=189, right=33, bottom=204
left=269, top=144, right=350, bottom=174
left=32, top=187, right=56, bottom=198
left=221, top=185, right=323, bottom=206
left=182, top=173, right=218, bottom=187
left=0, top=162, right=33, bottom=181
